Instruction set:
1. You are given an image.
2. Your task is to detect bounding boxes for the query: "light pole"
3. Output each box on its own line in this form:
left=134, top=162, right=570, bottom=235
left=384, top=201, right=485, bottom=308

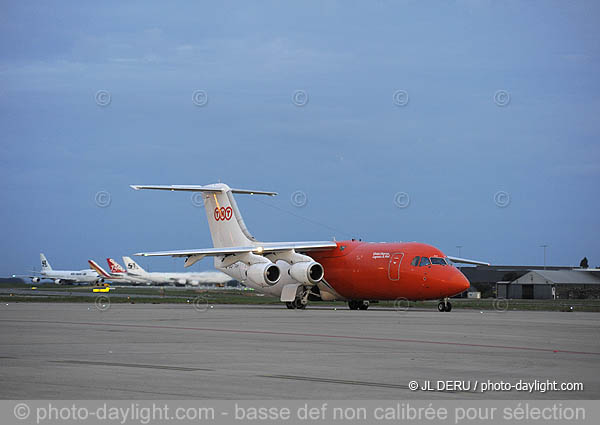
left=456, top=245, right=463, bottom=258
left=540, top=244, right=549, bottom=270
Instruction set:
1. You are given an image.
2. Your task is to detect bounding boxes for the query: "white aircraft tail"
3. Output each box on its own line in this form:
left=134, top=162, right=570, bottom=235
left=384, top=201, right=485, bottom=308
left=130, top=183, right=277, bottom=248
left=123, top=256, right=147, bottom=274
left=40, top=253, right=52, bottom=271
left=202, top=186, right=258, bottom=248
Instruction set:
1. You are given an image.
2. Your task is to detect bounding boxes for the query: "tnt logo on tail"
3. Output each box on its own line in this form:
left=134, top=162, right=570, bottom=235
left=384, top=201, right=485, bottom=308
left=214, top=206, right=233, bottom=221
left=107, top=258, right=126, bottom=274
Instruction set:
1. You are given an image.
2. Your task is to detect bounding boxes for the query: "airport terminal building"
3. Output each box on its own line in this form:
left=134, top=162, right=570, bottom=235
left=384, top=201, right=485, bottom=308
left=460, top=266, right=600, bottom=299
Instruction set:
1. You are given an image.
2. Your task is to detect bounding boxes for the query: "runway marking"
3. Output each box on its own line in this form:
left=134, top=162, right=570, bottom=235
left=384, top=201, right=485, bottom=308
left=260, top=375, right=478, bottom=394
left=51, top=360, right=212, bottom=372
left=0, top=377, right=207, bottom=398
left=260, top=374, right=412, bottom=390
left=2, top=319, right=599, bottom=356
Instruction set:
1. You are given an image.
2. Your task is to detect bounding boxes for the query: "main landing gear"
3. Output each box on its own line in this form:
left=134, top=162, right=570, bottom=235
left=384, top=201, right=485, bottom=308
left=348, top=300, right=369, bottom=310
left=438, top=298, right=452, bottom=312
left=286, top=299, right=306, bottom=309
left=286, top=288, right=311, bottom=309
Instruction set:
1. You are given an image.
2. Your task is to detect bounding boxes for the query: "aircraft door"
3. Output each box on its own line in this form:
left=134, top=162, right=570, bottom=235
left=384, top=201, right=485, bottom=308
left=388, top=253, right=404, bottom=281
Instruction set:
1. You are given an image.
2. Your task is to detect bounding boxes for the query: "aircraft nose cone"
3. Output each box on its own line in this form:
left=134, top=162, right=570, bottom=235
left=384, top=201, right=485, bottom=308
left=453, top=270, right=470, bottom=294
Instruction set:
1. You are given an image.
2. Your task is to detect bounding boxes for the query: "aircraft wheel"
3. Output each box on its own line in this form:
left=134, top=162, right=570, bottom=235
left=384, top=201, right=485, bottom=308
left=359, top=301, right=369, bottom=310
left=437, top=302, right=446, bottom=312
left=348, top=300, right=358, bottom=310
left=293, top=298, right=306, bottom=309
left=286, top=302, right=295, bottom=309
left=445, top=302, right=452, bottom=312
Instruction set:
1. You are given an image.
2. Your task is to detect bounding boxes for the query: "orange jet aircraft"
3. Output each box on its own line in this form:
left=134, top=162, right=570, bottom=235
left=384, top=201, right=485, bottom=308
left=130, top=183, right=489, bottom=312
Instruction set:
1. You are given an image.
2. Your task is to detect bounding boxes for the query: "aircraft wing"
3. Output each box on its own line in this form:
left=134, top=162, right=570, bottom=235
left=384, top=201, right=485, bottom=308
left=447, top=256, right=491, bottom=266
left=135, top=246, right=254, bottom=258
left=12, top=274, right=49, bottom=281
left=134, top=241, right=338, bottom=259
left=13, top=272, right=57, bottom=280
left=13, top=274, right=78, bottom=283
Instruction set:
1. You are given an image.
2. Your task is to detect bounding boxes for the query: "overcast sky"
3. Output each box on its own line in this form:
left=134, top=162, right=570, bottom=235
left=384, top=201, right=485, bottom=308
left=1, top=0, right=599, bottom=275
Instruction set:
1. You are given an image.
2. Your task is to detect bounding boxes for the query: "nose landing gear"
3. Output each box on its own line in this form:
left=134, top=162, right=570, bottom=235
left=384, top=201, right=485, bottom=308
left=437, top=298, right=452, bottom=312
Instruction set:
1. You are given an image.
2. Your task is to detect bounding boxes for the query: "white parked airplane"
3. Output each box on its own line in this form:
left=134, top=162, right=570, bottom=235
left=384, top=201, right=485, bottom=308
left=17, top=254, right=103, bottom=285
left=121, top=256, right=233, bottom=286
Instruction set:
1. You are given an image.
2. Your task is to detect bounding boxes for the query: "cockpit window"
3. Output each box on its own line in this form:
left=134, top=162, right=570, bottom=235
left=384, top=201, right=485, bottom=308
left=419, top=257, right=431, bottom=267
left=411, top=256, right=420, bottom=266
left=430, top=257, right=447, bottom=265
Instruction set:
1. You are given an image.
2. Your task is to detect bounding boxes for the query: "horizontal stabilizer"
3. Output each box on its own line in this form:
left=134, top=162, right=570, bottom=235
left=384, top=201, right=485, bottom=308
left=130, top=184, right=277, bottom=196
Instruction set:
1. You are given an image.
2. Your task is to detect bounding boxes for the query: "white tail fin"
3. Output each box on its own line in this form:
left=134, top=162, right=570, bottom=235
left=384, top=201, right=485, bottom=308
left=202, top=184, right=258, bottom=248
left=130, top=183, right=277, bottom=248
left=122, top=256, right=147, bottom=274
left=40, top=253, right=52, bottom=271
left=107, top=258, right=126, bottom=274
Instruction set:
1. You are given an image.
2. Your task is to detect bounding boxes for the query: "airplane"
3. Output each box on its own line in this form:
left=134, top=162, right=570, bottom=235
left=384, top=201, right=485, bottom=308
left=130, top=183, right=489, bottom=311
left=17, top=253, right=103, bottom=285
left=121, top=256, right=234, bottom=286
left=88, top=260, right=149, bottom=285
left=107, top=258, right=129, bottom=276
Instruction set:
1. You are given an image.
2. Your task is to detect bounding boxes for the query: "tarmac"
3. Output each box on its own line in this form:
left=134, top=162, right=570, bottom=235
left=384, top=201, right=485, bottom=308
left=0, top=303, right=599, bottom=399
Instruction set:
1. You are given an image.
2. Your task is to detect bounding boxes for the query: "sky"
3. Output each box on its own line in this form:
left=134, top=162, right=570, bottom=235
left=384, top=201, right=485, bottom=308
left=1, top=0, right=599, bottom=275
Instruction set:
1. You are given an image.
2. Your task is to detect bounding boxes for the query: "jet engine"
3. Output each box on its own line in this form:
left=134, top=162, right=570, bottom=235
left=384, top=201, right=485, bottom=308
left=54, top=279, right=62, bottom=285
left=177, top=278, right=187, bottom=285
left=247, top=263, right=280, bottom=287
left=290, top=261, right=324, bottom=285
left=31, top=277, right=40, bottom=283
left=190, top=280, right=200, bottom=286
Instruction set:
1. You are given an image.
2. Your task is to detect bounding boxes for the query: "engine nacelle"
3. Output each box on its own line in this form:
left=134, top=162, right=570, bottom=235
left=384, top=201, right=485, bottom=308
left=177, top=278, right=187, bottom=285
left=290, top=261, right=324, bottom=285
left=190, top=280, right=200, bottom=286
left=31, top=277, right=40, bottom=283
left=247, top=263, right=280, bottom=287
left=54, top=279, right=62, bottom=285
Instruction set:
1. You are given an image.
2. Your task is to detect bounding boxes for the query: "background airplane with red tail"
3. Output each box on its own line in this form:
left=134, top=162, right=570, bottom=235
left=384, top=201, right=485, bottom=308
left=130, top=183, right=489, bottom=311
left=88, top=259, right=148, bottom=285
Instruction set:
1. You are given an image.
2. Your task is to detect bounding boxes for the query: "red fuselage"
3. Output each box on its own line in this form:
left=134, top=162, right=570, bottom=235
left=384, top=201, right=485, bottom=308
left=311, top=241, right=470, bottom=301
